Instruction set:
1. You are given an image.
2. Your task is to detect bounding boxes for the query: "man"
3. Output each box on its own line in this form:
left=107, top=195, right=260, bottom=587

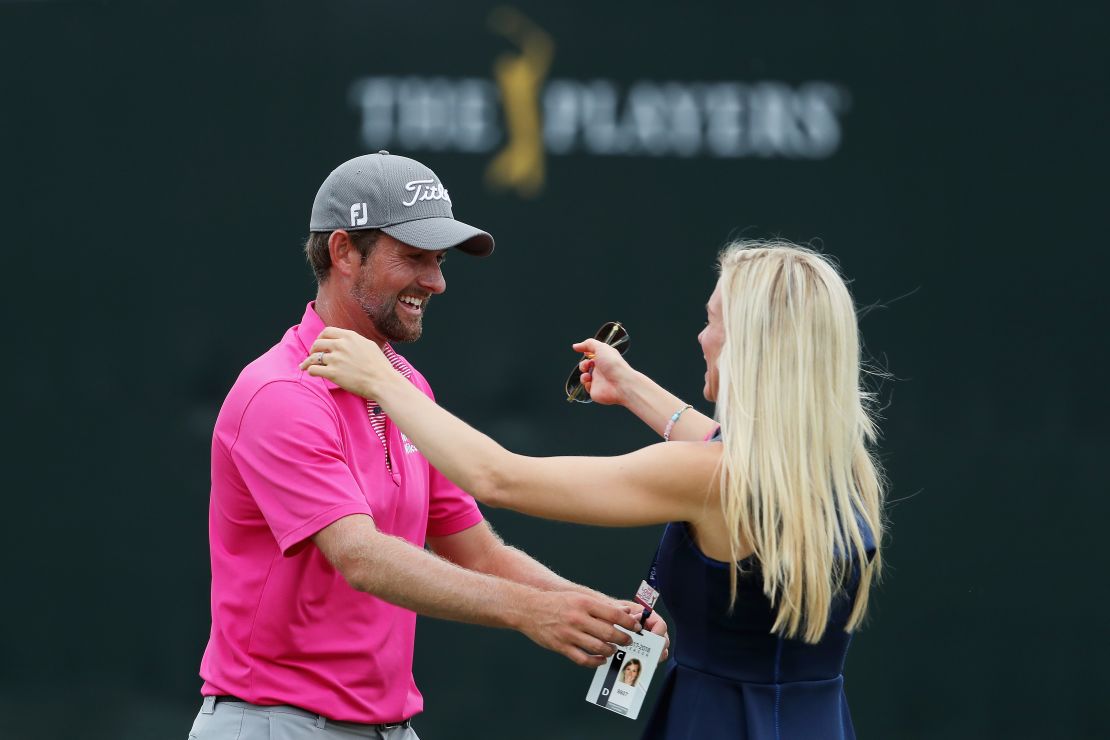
left=189, top=152, right=662, bottom=739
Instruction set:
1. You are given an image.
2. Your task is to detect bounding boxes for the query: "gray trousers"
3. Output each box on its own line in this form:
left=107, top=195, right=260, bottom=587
left=187, top=696, right=421, bottom=740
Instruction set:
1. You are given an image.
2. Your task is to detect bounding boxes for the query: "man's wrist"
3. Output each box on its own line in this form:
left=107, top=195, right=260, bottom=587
left=499, top=582, right=537, bottom=632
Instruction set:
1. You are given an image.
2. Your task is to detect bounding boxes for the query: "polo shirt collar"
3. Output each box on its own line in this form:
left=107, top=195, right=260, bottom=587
left=297, top=302, right=405, bottom=392
left=297, top=302, right=338, bottom=390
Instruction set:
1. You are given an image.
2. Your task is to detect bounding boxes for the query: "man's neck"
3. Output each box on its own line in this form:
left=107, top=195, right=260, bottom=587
left=314, top=290, right=387, bottom=347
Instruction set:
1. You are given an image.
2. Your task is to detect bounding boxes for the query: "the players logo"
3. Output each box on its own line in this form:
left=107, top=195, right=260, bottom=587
left=347, top=7, right=849, bottom=199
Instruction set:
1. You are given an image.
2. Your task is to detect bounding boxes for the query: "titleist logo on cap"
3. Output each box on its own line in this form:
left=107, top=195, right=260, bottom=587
left=402, top=179, right=451, bottom=207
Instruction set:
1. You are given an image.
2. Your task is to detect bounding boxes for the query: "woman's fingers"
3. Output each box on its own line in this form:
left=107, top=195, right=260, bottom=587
left=299, top=338, right=345, bottom=371
left=308, top=337, right=340, bottom=354
left=317, top=326, right=353, bottom=340
left=571, top=338, right=603, bottom=354
left=299, top=350, right=331, bottom=371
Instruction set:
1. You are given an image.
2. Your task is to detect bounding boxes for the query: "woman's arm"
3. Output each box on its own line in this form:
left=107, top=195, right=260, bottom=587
left=302, top=329, right=723, bottom=527
left=572, top=338, right=718, bottom=443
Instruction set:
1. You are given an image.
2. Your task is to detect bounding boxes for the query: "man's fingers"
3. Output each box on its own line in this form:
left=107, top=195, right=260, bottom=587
left=552, top=632, right=611, bottom=667
left=567, top=648, right=607, bottom=668
left=583, top=605, right=640, bottom=643
left=575, top=616, right=630, bottom=646
left=573, top=633, right=617, bottom=658
left=600, top=603, right=641, bottom=632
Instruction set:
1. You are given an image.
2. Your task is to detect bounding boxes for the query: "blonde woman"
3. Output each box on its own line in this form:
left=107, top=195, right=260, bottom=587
left=301, top=242, right=884, bottom=740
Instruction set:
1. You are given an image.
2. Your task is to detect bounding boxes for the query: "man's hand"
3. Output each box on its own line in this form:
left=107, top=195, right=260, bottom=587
left=621, top=601, right=671, bottom=663
left=517, top=591, right=642, bottom=668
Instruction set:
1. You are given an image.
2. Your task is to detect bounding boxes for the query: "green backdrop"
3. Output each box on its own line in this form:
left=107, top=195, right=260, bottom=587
left=2, top=1, right=1107, bottom=738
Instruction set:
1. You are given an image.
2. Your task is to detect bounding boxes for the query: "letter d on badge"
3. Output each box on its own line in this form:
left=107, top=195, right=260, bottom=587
left=350, top=203, right=368, bottom=226
left=593, top=649, right=625, bottom=707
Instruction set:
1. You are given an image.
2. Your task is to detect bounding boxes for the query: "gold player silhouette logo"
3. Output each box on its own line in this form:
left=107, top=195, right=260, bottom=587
left=485, top=7, right=553, bottom=198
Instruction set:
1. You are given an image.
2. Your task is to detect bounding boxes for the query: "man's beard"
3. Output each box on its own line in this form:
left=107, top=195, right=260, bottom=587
left=351, top=275, right=424, bottom=343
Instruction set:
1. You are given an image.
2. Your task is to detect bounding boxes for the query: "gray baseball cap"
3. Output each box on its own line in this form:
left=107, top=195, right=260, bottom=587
left=309, top=151, right=494, bottom=257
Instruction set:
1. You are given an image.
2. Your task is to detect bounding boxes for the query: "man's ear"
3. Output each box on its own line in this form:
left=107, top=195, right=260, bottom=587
left=327, top=230, right=360, bottom=278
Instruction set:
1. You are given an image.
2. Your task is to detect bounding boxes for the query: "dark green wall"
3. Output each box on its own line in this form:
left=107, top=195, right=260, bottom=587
left=2, top=1, right=1107, bottom=738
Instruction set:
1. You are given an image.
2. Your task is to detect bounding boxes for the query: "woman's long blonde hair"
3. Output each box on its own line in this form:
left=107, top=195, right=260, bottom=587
left=715, top=241, right=884, bottom=644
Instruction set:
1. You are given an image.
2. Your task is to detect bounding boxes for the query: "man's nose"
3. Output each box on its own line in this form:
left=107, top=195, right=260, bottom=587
left=420, top=262, right=447, bottom=294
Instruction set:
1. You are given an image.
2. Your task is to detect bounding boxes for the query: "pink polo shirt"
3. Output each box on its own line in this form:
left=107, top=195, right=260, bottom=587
left=199, top=302, right=483, bottom=723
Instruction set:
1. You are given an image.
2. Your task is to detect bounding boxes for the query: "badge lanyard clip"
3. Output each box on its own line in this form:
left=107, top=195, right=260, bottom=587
left=633, top=525, right=667, bottom=630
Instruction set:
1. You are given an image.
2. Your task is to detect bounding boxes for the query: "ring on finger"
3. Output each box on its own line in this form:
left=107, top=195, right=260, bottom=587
left=315, top=352, right=326, bottom=365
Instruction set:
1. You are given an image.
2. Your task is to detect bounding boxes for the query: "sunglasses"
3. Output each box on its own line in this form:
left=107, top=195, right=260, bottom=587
left=565, top=321, right=631, bottom=403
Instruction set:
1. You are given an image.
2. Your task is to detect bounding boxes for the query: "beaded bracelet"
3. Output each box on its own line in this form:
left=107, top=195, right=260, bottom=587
left=662, top=404, right=693, bottom=442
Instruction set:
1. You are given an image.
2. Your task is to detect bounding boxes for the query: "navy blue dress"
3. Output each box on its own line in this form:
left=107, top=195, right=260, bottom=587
left=641, top=518, right=875, bottom=740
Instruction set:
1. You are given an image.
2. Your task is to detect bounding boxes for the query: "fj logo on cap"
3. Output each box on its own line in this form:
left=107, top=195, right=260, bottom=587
left=402, top=179, right=451, bottom=207
left=350, top=203, right=369, bottom=226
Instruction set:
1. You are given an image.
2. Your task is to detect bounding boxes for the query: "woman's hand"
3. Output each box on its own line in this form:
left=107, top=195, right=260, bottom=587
left=571, top=337, right=638, bottom=407
left=298, top=327, right=397, bottom=399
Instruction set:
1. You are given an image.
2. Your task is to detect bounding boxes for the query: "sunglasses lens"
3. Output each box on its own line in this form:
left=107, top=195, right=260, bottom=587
left=565, top=365, right=592, bottom=403
left=594, top=322, right=631, bottom=355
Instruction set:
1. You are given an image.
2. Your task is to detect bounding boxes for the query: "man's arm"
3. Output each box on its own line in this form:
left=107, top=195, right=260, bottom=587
left=428, top=521, right=592, bottom=594
left=428, top=521, right=670, bottom=660
left=313, top=514, right=638, bottom=667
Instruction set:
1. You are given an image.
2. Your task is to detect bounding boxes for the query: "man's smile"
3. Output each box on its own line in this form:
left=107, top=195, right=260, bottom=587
left=398, top=294, right=427, bottom=315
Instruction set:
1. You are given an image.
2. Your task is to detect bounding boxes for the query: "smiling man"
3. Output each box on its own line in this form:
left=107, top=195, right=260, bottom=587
left=189, top=152, right=657, bottom=740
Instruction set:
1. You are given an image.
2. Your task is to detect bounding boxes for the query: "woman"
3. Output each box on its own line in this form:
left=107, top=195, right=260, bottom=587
left=302, top=241, right=884, bottom=739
